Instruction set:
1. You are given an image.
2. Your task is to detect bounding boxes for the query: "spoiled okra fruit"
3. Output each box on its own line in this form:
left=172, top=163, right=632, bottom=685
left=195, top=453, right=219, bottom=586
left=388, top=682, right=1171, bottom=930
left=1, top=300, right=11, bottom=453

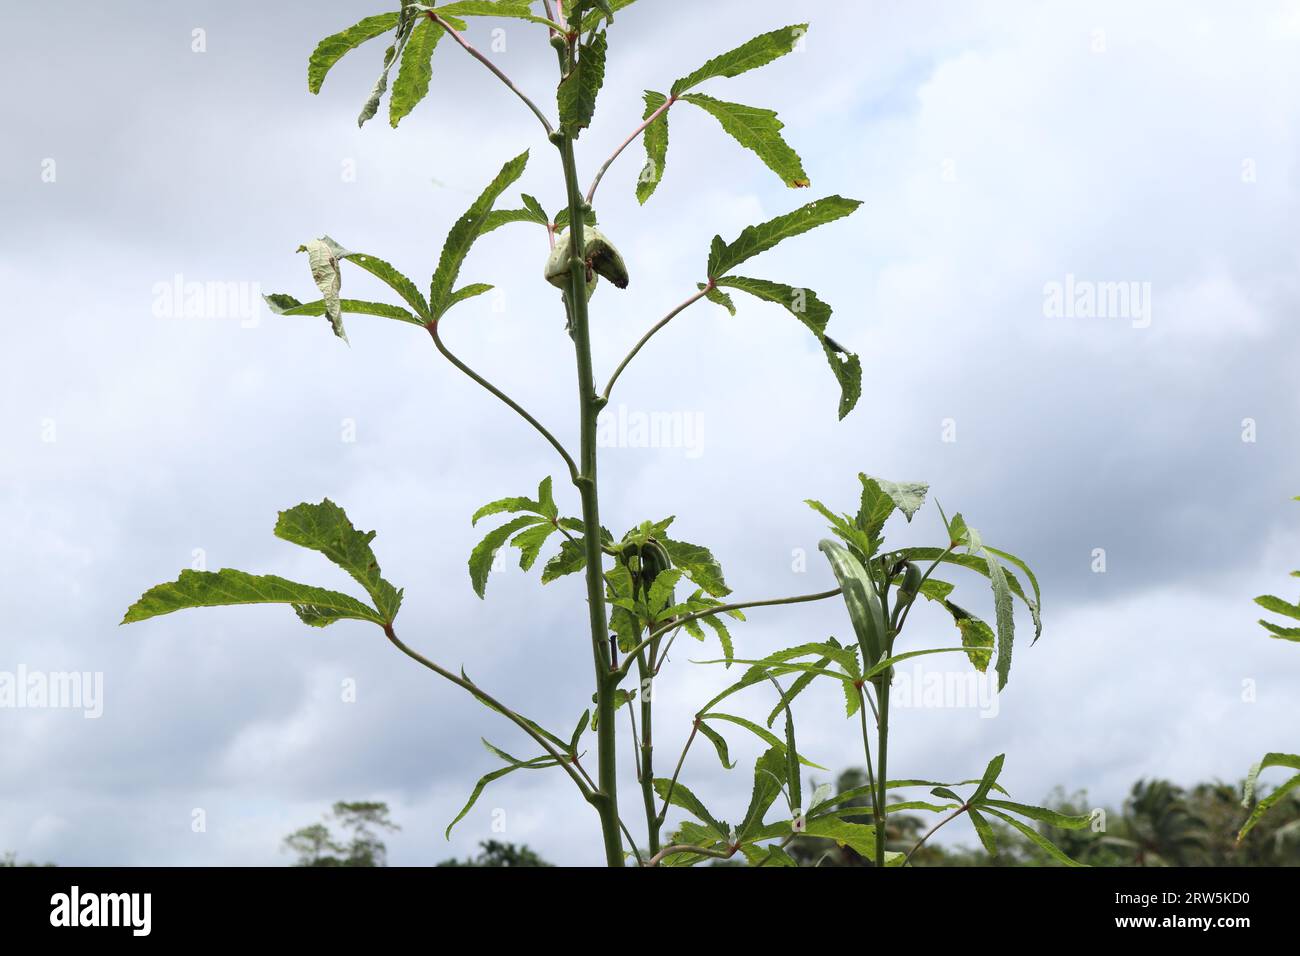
left=544, top=225, right=630, bottom=300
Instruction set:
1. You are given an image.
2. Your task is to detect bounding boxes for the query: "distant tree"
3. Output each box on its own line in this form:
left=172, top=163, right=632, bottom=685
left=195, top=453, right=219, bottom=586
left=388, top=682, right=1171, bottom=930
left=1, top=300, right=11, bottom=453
left=1, top=851, right=53, bottom=867
left=436, top=841, right=552, bottom=867
left=284, top=801, right=400, bottom=867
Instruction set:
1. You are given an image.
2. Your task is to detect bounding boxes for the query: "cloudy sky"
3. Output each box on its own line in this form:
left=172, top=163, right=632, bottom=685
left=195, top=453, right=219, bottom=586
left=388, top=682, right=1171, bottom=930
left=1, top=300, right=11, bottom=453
left=3, top=0, right=1300, bottom=866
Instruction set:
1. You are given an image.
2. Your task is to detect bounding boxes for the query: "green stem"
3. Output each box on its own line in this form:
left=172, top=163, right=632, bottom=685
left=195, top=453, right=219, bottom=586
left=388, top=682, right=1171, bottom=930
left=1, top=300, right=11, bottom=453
left=602, top=284, right=709, bottom=401
left=875, top=580, right=893, bottom=868
left=382, top=625, right=592, bottom=799
left=875, top=679, right=890, bottom=868
left=557, top=130, right=624, bottom=867
left=905, top=803, right=969, bottom=865
left=427, top=322, right=578, bottom=482
left=615, top=587, right=842, bottom=679
left=636, top=649, right=661, bottom=855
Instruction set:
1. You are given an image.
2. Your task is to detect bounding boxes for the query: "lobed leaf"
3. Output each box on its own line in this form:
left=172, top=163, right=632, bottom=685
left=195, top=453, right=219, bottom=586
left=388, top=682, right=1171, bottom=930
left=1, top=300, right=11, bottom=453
left=672, top=24, right=807, bottom=96
left=680, top=93, right=808, bottom=189
left=558, top=31, right=607, bottom=135
left=390, top=17, right=445, bottom=126
left=429, top=151, right=530, bottom=319
left=274, top=500, right=404, bottom=622
left=308, top=13, right=401, bottom=94
left=719, top=276, right=860, bottom=419
left=707, top=195, right=862, bottom=278
left=121, top=569, right=381, bottom=628
left=469, top=515, right=540, bottom=598
left=636, top=91, right=670, bottom=204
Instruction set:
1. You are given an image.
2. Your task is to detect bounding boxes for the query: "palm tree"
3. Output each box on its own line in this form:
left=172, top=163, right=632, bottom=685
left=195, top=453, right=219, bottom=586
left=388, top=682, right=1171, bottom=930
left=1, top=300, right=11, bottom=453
left=1108, top=779, right=1207, bottom=866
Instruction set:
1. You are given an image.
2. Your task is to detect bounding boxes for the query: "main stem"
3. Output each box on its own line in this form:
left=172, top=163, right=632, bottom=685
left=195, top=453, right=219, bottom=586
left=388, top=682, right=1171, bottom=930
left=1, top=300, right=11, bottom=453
left=636, top=649, right=660, bottom=855
left=557, top=133, right=624, bottom=866
left=874, top=679, right=891, bottom=867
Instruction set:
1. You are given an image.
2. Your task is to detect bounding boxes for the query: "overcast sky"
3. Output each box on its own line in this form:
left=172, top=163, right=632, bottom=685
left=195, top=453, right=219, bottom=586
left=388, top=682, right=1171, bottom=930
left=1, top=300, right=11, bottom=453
left=3, top=0, right=1300, bottom=866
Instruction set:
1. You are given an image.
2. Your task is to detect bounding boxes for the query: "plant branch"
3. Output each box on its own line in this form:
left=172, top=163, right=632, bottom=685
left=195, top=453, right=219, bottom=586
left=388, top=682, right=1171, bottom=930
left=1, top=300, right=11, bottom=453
left=615, top=587, right=843, bottom=679
left=655, top=718, right=699, bottom=829
left=431, top=14, right=555, bottom=136
left=645, top=842, right=735, bottom=867
left=427, top=322, right=579, bottom=482
left=585, top=95, right=677, bottom=203
left=893, top=543, right=955, bottom=635
left=601, top=285, right=710, bottom=401
left=382, top=624, right=592, bottom=800
left=905, top=803, right=970, bottom=864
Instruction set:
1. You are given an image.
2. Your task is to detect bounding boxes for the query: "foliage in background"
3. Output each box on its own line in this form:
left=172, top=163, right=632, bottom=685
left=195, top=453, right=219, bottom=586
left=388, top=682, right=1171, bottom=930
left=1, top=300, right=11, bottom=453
left=283, top=801, right=401, bottom=867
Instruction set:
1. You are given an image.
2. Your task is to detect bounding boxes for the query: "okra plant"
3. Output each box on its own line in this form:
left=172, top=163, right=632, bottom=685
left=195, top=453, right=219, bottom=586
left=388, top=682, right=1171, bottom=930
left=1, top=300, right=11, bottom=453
left=123, top=1, right=1067, bottom=866
left=1238, top=496, right=1300, bottom=842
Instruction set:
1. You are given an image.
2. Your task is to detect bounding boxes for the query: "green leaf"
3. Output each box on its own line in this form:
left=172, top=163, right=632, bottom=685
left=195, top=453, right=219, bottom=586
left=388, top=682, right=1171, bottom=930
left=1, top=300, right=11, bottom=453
left=541, top=537, right=588, bottom=583
left=390, top=16, right=445, bottom=126
left=862, top=646, right=971, bottom=681
left=308, top=13, right=400, bottom=94
left=968, top=809, right=998, bottom=857
left=645, top=567, right=682, bottom=617
left=661, top=538, right=730, bottom=597
left=433, top=1, right=551, bottom=24
left=980, top=799, right=1091, bottom=830
left=121, top=569, right=382, bottom=628
left=579, top=0, right=636, bottom=31
left=807, top=499, right=875, bottom=558
left=343, top=252, right=430, bottom=318
left=446, top=283, right=495, bottom=310
left=699, top=282, right=736, bottom=315
left=1260, top=620, right=1300, bottom=641
left=558, top=31, right=607, bottom=135
left=274, top=500, right=404, bottom=622
left=1256, top=594, right=1300, bottom=621
left=977, top=543, right=1016, bottom=691
left=718, top=276, right=860, bottom=419
left=985, top=545, right=1041, bottom=641
left=445, top=753, right=560, bottom=838
left=857, top=478, right=898, bottom=545
left=897, top=547, right=1040, bottom=641
left=481, top=209, right=547, bottom=234
left=653, top=779, right=729, bottom=840
left=1242, top=752, right=1300, bottom=807
left=672, top=24, right=807, bottom=96
left=707, top=195, right=862, bottom=278
left=553, top=207, right=595, bottom=231
left=739, top=747, right=787, bottom=841
left=429, top=151, right=530, bottom=319
left=263, top=295, right=422, bottom=327
left=695, top=720, right=735, bottom=770
left=1239, top=772, right=1300, bottom=841
left=970, top=753, right=1005, bottom=805
left=636, top=91, right=670, bottom=204
left=510, top=522, right=558, bottom=572
left=945, top=601, right=994, bottom=672
left=680, top=93, right=808, bottom=189
left=702, top=714, right=826, bottom=770
left=982, top=808, right=1086, bottom=866
left=863, top=475, right=928, bottom=522
left=470, top=515, right=540, bottom=598
left=819, top=539, right=886, bottom=671
left=801, top=814, right=878, bottom=859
